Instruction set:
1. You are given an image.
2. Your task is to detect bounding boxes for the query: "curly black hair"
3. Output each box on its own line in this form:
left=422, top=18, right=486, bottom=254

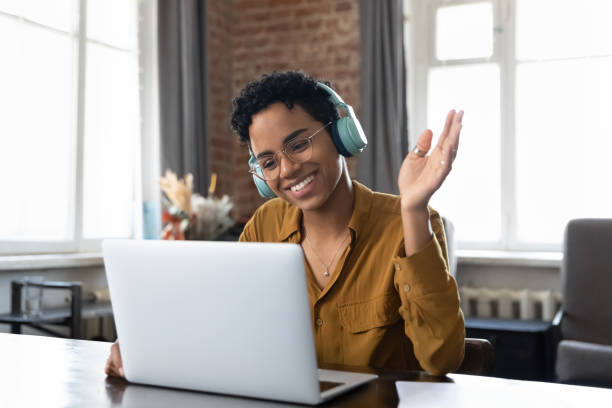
left=230, top=71, right=340, bottom=143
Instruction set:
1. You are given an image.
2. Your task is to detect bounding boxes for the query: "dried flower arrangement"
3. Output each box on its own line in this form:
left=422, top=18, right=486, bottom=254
left=159, top=170, right=234, bottom=240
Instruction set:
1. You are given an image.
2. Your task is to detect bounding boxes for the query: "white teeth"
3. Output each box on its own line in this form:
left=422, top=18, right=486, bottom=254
left=291, top=175, right=315, bottom=192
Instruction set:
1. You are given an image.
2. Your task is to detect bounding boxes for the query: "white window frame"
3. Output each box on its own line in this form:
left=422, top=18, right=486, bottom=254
left=0, top=0, right=158, bottom=256
left=407, top=0, right=572, bottom=252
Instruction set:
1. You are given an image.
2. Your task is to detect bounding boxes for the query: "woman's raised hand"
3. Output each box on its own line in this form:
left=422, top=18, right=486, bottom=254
left=397, top=109, right=463, bottom=213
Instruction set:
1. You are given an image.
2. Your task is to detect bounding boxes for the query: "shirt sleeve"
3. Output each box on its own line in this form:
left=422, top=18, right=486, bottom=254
left=393, top=211, right=465, bottom=376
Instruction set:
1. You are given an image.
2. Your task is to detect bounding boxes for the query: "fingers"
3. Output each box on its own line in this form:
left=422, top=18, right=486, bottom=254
left=105, top=340, right=125, bottom=378
left=447, top=110, right=463, bottom=150
left=105, top=359, right=121, bottom=377
left=439, top=141, right=455, bottom=176
left=410, top=129, right=433, bottom=158
left=437, top=110, right=463, bottom=165
left=112, top=341, right=125, bottom=377
left=435, top=110, right=456, bottom=147
left=435, top=109, right=463, bottom=151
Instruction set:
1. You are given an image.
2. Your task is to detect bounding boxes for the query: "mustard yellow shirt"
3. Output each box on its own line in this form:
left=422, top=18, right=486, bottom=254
left=239, top=180, right=465, bottom=375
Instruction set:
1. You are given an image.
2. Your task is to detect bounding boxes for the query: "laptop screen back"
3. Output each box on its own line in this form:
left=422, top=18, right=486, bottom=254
left=103, top=240, right=321, bottom=404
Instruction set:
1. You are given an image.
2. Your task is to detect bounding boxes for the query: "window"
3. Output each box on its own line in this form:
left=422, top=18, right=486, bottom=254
left=408, top=0, right=612, bottom=251
left=0, top=0, right=145, bottom=254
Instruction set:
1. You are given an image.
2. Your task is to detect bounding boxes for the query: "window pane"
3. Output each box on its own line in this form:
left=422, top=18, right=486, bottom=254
left=428, top=64, right=501, bottom=244
left=0, top=17, right=75, bottom=241
left=82, top=43, right=140, bottom=238
left=515, top=59, right=612, bottom=245
left=436, top=2, right=493, bottom=61
left=516, top=0, right=612, bottom=60
left=0, top=0, right=74, bottom=32
left=87, top=0, right=137, bottom=49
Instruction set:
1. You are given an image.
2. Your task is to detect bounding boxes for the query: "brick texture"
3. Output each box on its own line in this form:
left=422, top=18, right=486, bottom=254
left=206, top=0, right=360, bottom=222
left=206, top=0, right=235, bottom=199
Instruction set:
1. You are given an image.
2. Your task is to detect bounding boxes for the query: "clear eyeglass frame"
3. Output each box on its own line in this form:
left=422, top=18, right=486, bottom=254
left=248, top=121, right=332, bottom=181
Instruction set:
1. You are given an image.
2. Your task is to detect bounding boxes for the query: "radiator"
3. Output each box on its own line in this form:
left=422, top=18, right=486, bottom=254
left=459, top=286, right=562, bottom=321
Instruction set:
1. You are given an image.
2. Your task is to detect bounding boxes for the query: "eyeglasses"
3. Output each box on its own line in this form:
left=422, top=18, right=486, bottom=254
left=249, top=122, right=332, bottom=181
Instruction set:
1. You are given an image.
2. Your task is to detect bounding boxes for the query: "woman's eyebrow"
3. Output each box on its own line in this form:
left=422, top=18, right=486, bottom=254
left=255, top=128, right=308, bottom=159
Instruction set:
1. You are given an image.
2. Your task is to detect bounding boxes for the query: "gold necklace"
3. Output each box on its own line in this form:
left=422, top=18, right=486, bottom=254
left=304, top=230, right=349, bottom=277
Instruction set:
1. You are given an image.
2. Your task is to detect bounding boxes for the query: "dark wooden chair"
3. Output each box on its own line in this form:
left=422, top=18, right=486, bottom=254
left=454, top=337, right=494, bottom=375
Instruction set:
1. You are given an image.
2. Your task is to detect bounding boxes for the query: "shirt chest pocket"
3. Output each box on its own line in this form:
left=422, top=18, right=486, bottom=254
left=337, top=293, right=402, bottom=333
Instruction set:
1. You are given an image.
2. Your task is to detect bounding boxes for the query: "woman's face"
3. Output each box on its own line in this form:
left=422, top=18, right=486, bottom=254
left=248, top=102, right=344, bottom=212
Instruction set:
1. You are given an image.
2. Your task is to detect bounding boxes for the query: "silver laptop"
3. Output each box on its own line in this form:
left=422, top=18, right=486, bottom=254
left=102, top=239, right=377, bottom=405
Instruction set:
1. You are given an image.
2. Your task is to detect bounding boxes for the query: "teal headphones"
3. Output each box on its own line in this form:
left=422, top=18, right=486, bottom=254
left=249, top=82, right=368, bottom=198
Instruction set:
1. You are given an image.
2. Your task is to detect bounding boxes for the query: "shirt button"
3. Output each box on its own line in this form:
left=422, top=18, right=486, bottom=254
left=403, top=284, right=411, bottom=293
left=316, top=318, right=323, bottom=326
left=394, top=263, right=401, bottom=271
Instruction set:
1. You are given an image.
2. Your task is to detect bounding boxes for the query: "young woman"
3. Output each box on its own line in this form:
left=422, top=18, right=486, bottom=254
left=105, top=71, right=464, bottom=377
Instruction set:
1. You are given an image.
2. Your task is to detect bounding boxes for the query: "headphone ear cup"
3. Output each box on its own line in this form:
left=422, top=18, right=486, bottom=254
left=330, top=120, right=352, bottom=157
left=334, top=115, right=367, bottom=156
left=316, top=82, right=368, bottom=156
left=252, top=174, right=277, bottom=198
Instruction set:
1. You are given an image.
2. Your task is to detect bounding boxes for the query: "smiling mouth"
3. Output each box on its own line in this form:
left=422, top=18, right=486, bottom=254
left=290, top=174, right=315, bottom=192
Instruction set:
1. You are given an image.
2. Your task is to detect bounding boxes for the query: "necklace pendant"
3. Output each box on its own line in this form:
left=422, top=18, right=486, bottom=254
left=323, top=269, right=330, bottom=277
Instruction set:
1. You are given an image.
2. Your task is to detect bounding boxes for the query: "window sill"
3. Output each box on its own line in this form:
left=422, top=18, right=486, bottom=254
left=0, top=253, right=104, bottom=272
left=0, top=250, right=562, bottom=271
left=457, top=250, right=562, bottom=268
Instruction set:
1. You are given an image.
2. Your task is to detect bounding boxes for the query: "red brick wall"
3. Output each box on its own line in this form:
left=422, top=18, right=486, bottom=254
left=206, top=0, right=234, bottom=198
left=207, top=0, right=360, bottom=222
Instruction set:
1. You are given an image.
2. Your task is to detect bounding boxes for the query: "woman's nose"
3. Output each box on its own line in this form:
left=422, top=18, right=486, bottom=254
left=278, top=152, right=301, bottom=179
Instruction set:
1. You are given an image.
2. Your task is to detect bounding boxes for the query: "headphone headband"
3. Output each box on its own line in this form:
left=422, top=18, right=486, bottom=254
left=316, top=82, right=346, bottom=105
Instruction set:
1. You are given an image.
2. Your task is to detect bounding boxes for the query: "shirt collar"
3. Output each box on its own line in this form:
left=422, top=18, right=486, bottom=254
left=347, top=180, right=374, bottom=241
left=278, top=204, right=302, bottom=242
left=276, top=180, right=374, bottom=243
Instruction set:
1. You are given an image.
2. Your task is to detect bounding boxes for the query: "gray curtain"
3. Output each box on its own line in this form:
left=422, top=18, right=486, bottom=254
left=158, top=0, right=208, bottom=194
left=358, top=0, right=408, bottom=195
